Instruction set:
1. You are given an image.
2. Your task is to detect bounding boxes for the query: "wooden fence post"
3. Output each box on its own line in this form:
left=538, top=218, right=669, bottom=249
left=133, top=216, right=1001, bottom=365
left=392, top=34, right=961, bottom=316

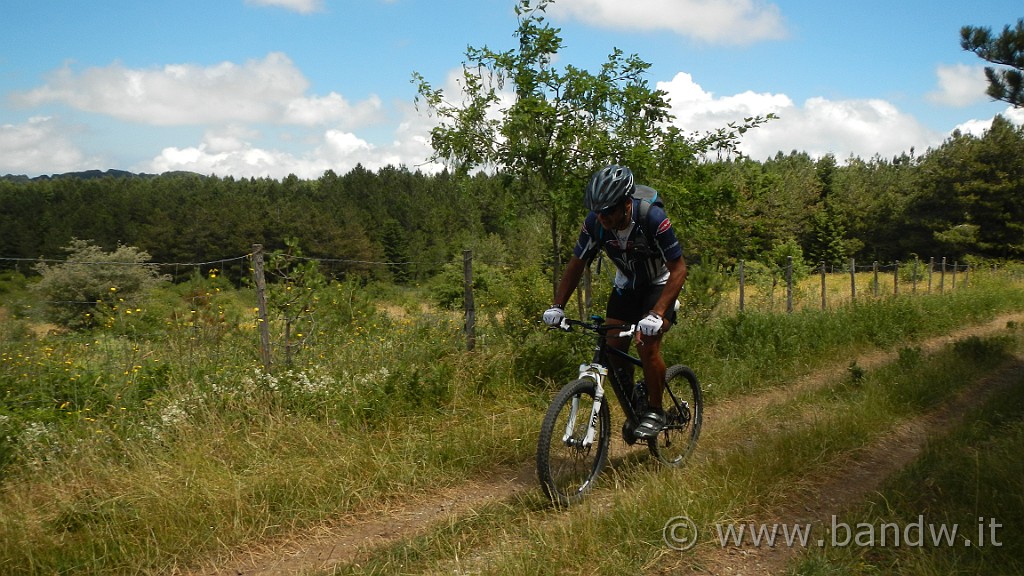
left=940, top=257, right=947, bottom=294
left=849, top=258, right=856, bottom=302
left=928, top=257, right=934, bottom=293
left=252, top=244, right=272, bottom=373
left=872, top=261, right=879, bottom=297
left=952, top=261, right=958, bottom=290
left=894, top=260, right=900, bottom=295
left=738, top=260, right=745, bottom=312
left=463, top=249, right=475, bottom=352
left=820, top=262, right=827, bottom=310
left=786, top=256, right=794, bottom=313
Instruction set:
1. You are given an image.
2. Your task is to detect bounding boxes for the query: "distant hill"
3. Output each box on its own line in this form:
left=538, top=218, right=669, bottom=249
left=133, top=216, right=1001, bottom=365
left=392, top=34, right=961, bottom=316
left=1, top=169, right=204, bottom=182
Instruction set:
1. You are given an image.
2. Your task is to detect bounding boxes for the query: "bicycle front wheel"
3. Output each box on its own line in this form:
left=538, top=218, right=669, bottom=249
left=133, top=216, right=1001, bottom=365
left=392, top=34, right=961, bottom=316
left=648, top=364, right=703, bottom=466
left=536, top=378, right=611, bottom=506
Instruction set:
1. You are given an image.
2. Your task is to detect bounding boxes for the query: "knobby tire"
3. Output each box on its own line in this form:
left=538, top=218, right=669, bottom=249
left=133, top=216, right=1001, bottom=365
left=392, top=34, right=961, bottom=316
left=536, top=378, right=611, bottom=507
left=647, top=364, right=703, bottom=466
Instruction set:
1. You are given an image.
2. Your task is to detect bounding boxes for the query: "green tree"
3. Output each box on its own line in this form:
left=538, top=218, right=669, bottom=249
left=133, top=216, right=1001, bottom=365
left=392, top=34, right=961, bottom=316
left=806, top=202, right=848, bottom=267
left=962, top=115, right=1024, bottom=257
left=961, top=18, right=1024, bottom=107
left=904, top=116, right=1024, bottom=259
left=713, top=153, right=820, bottom=260
left=380, top=218, right=412, bottom=284
left=829, top=153, right=916, bottom=260
left=414, top=0, right=771, bottom=295
left=266, top=238, right=327, bottom=368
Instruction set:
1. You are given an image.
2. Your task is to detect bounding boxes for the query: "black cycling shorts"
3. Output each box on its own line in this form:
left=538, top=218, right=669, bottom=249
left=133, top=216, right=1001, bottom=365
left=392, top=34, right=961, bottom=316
left=605, top=284, right=677, bottom=328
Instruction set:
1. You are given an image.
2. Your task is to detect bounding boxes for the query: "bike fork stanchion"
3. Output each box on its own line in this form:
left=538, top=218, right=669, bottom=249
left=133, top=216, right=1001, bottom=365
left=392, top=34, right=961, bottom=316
left=581, top=393, right=603, bottom=447
left=562, top=396, right=580, bottom=444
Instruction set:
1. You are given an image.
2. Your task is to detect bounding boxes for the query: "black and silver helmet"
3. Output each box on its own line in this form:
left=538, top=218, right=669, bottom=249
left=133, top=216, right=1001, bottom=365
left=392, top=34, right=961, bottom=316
left=584, top=165, right=635, bottom=212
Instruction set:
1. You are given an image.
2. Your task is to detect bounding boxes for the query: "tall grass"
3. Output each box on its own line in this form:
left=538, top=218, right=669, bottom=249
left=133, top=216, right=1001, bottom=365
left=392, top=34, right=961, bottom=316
left=0, top=270, right=1022, bottom=574
left=334, top=331, right=1022, bottom=575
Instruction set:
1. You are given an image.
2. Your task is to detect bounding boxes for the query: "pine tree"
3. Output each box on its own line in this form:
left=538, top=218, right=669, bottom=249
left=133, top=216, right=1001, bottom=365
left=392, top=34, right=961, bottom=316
left=961, top=19, right=1024, bottom=107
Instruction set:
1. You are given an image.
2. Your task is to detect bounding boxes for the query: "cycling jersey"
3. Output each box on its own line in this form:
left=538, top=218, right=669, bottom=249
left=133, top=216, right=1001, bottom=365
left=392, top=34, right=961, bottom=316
left=572, top=197, right=683, bottom=290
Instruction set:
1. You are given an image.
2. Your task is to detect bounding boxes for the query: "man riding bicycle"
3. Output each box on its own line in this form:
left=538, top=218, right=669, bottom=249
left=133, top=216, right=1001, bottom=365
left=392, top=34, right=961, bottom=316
left=543, top=165, right=687, bottom=440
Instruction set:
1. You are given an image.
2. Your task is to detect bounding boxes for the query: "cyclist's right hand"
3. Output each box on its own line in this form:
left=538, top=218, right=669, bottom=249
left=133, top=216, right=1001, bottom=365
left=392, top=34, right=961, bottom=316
left=542, top=305, right=565, bottom=327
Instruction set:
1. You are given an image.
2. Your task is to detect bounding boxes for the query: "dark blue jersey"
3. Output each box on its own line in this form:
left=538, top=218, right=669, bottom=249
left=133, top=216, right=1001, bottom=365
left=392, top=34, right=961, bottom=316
left=572, top=197, right=683, bottom=290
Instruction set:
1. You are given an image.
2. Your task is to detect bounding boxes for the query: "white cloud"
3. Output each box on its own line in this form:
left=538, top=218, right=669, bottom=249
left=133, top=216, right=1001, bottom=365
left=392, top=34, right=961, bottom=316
left=658, top=72, right=940, bottom=161
left=244, top=0, right=324, bottom=14
left=284, top=93, right=384, bottom=128
left=13, top=53, right=382, bottom=129
left=549, top=0, right=787, bottom=45
left=148, top=138, right=320, bottom=179
left=321, top=129, right=374, bottom=157
left=927, top=63, right=988, bottom=107
left=4, top=54, right=444, bottom=178
left=0, top=117, right=96, bottom=174
left=659, top=71, right=791, bottom=126
left=143, top=99, right=440, bottom=179
left=389, top=100, right=448, bottom=172
left=1006, top=107, right=1024, bottom=125
left=953, top=105, right=1024, bottom=137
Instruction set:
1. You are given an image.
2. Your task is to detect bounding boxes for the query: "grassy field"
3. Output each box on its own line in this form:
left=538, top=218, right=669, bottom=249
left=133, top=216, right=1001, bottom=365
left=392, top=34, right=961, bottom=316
left=790, top=342, right=1024, bottom=575
left=0, top=266, right=1022, bottom=574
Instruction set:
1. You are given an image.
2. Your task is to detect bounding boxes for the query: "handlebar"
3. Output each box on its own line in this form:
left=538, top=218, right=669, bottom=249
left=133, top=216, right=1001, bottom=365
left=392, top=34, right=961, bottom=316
left=554, top=317, right=636, bottom=339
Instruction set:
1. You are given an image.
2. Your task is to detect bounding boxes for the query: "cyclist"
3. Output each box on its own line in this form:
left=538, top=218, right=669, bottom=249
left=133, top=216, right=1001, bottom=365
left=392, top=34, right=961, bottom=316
left=543, top=164, right=687, bottom=440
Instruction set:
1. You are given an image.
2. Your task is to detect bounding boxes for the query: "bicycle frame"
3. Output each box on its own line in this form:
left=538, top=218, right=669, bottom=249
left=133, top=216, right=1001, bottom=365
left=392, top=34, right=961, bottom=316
left=559, top=317, right=643, bottom=447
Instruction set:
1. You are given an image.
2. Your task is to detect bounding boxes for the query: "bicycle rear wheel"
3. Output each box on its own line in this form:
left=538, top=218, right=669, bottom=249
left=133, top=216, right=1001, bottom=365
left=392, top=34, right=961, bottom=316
left=648, top=364, right=703, bottom=466
left=536, top=378, right=611, bottom=506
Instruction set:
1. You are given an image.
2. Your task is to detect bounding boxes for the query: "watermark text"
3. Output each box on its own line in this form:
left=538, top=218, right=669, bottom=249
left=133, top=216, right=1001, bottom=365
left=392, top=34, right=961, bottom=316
left=663, top=515, right=1003, bottom=550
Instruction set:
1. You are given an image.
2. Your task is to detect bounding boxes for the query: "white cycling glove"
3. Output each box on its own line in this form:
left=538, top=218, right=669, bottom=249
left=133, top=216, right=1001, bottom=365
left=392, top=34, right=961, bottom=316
left=543, top=305, right=565, bottom=327
left=638, top=312, right=664, bottom=336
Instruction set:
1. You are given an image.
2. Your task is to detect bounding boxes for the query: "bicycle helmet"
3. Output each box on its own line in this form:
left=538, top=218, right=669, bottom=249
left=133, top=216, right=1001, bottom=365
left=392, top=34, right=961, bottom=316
left=584, top=165, right=635, bottom=212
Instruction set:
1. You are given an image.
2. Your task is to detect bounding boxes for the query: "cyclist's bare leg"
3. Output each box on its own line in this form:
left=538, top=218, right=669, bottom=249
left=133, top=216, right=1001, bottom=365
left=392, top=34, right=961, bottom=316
left=604, top=317, right=634, bottom=385
left=636, top=333, right=665, bottom=412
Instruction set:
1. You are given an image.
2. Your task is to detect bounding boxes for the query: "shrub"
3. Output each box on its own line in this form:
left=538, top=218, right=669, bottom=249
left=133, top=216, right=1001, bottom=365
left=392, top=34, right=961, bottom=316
left=32, top=239, right=168, bottom=330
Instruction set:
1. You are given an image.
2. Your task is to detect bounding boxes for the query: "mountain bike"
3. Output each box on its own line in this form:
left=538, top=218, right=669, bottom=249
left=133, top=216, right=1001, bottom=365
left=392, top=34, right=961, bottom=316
left=536, top=316, right=703, bottom=506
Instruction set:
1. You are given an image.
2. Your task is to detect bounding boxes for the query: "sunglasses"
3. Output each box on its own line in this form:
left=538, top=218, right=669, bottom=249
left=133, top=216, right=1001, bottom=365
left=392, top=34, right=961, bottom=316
left=598, top=200, right=627, bottom=216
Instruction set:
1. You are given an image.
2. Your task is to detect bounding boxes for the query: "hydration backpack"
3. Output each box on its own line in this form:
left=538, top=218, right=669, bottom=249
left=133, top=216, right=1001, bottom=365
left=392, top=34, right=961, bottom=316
left=632, top=184, right=666, bottom=251
left=632, top=184, right=664, bottom=223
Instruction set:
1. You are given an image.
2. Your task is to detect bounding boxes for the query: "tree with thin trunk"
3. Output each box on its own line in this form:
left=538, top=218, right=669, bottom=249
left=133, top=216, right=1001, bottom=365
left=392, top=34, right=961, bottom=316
left=414, top=0, right=772, bottom=297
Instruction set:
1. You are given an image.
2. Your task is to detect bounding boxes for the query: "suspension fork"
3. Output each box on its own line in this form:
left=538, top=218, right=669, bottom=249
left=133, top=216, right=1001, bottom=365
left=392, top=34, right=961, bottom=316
left=563, top=363, right=607, bottom=448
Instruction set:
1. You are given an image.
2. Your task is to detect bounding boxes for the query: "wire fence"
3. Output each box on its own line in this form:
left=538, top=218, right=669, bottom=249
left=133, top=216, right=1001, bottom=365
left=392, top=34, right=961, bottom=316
left=2, top=248, right=1019, bottom=361
left=727, top=256, right=973, bottom=314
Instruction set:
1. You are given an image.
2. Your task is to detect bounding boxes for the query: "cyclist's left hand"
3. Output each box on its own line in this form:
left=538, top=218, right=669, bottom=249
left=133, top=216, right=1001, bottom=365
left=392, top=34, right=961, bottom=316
left=638, top=312, right=664, bottom=336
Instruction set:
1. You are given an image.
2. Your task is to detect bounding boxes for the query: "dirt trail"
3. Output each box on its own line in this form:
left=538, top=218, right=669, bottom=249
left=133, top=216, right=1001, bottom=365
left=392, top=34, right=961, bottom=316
left=182, top=466, right=536, bottom=576
left=184, top=313, right=1024, bottom=576
left=669, top=352, right=1023, bottom=575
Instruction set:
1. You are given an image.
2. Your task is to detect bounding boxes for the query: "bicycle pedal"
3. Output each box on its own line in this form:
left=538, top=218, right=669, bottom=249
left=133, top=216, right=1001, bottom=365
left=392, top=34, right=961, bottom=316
left=621, top=421, right=640, bottom=445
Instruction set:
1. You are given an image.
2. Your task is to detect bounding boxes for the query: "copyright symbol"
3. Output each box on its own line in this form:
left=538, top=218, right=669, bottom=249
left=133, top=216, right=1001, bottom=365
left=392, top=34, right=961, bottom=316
left=663, top=515, right=699, bottom=551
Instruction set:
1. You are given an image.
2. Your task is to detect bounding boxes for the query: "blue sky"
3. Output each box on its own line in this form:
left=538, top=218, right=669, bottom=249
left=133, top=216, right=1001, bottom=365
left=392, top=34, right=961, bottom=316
left=1, top=0, right=1022, bottom=178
